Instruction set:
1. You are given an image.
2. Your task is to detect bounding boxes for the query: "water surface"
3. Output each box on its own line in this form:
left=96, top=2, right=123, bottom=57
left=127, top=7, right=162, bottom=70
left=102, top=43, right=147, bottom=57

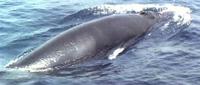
left=0, top=0, right=199, bottom=85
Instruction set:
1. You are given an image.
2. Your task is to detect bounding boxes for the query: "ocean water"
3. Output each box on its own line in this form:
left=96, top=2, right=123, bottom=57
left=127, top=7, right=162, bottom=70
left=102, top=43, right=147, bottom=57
left=0, top=0, right=199, bottom=85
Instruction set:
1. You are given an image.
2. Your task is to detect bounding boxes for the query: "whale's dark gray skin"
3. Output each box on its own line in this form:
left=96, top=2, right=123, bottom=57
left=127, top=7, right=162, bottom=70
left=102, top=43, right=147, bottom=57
left=6, top=12, right=160, bottom=71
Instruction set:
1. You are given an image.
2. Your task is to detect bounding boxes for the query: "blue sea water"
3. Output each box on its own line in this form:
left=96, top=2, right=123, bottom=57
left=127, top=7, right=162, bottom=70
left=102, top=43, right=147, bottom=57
left=0, top=0, right=199, bottom=85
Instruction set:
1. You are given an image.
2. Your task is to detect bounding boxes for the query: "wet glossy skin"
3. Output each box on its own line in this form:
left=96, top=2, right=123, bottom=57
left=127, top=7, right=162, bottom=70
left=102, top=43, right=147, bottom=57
left=6, top=13, right=159, bottom=71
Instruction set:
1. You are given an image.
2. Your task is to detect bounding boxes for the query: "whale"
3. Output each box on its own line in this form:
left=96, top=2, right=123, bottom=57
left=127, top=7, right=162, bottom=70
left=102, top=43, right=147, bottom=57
left=6, top=11, right=160, bottom=72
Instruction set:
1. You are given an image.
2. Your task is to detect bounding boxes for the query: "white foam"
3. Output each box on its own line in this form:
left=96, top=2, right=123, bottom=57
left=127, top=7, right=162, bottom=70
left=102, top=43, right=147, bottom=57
left=162, top=4, right=192, bottom=25
left=97, top=4, right=191, bottom=26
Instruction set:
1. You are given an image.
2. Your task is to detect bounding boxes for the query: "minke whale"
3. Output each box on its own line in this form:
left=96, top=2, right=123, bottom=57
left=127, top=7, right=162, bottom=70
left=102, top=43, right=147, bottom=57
left=6, top=11, right=161, bottom=72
